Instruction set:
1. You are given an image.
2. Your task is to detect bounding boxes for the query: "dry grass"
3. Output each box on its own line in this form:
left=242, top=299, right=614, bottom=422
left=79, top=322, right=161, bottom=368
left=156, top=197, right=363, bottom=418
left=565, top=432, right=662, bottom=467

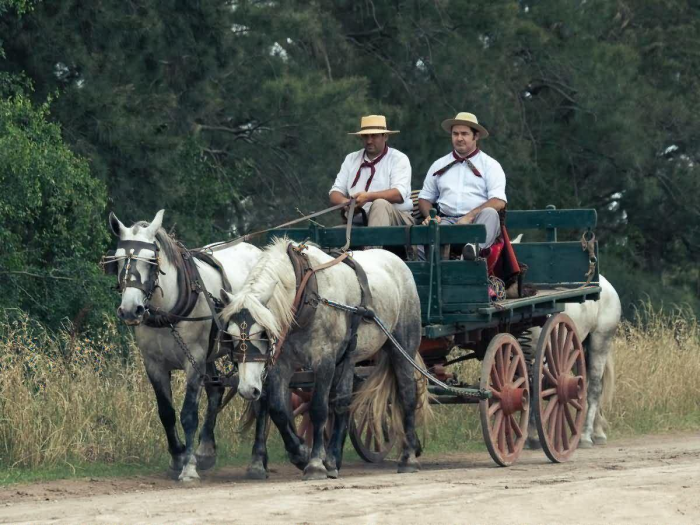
left=0, top=312, right=248, bottom=470
left=607, top=303, right=700, bottom=435
left=0, top=304, right=698, bottom=471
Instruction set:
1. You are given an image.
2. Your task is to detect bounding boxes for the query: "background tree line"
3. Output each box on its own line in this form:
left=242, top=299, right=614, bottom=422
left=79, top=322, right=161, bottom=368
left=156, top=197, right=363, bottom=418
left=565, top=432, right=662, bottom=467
left=1, top=0, right=699, bottom=333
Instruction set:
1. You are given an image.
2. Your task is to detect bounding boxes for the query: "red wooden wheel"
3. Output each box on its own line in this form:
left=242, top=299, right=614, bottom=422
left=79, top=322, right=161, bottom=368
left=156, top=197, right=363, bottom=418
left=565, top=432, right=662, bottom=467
left=533, top=313, right=587, bottom=463
left=349, top=407, right=397, bottom=463
left=479, top=333, right=530, bottom=466
left=290, top=390, right=333, bottom=447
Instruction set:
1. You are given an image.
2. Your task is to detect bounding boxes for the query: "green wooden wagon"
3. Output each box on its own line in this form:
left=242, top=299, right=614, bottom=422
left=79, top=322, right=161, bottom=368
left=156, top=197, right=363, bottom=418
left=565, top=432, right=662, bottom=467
left=268, top=206, right=601, bottom=467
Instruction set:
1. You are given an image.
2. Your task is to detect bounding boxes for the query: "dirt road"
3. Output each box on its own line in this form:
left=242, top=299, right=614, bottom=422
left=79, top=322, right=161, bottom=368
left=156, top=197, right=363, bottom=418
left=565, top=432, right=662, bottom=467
left=1, top=433, right=698, bottom=524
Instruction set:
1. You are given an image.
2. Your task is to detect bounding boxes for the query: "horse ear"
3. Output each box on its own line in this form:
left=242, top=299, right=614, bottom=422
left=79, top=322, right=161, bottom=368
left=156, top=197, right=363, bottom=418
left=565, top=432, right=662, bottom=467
left=220, top=289, right=234, bottom=305
left=511, top=233, right=523, bottom=244
left=146, top=209, right=165, bottom=238
left=109, top=212, right=125, bottom=237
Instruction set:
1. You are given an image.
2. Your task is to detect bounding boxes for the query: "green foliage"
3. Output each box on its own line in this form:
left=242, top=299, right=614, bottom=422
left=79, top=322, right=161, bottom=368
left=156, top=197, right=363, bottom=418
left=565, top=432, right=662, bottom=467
left=0, top=0, right=698, bottom=325
left=0, top=94, right=112, bottom=328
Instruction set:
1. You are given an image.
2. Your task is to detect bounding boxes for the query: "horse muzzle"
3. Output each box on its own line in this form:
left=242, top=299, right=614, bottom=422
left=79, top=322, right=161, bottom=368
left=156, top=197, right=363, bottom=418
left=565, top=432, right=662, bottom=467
left=117, top=305, right=146, bottom=325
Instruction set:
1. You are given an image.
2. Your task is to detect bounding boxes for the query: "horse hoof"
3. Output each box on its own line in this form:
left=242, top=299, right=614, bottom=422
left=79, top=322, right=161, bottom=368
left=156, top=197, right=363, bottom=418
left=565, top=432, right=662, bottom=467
left=326, top=468, right=339, bottom=479
left=246, top=465, right=269, bottom=480
left=195, top=454, right=216, bottom=471
left=526, top=437, right=542, bottom=450
left=302, top=461, right=328, bottom=481
left=593, top=436, right=608, bottom=446
left=578, top=438, right=594, bottom=449
left=397, top=459, right=420, bottom=474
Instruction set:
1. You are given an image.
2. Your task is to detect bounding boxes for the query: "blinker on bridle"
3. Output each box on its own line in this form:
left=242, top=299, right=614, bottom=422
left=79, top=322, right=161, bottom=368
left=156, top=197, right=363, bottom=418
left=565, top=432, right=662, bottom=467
left=219, top=309, right=276, bottom=364
left=100, top=240, right=164, bottom=301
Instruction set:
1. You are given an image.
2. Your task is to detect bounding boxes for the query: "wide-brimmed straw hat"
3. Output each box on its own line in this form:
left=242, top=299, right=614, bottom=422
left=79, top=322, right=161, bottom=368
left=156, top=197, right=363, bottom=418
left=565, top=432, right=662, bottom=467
left=348, top=115, right=400, bottom=135
left=441, top=112, right=489, bottom=138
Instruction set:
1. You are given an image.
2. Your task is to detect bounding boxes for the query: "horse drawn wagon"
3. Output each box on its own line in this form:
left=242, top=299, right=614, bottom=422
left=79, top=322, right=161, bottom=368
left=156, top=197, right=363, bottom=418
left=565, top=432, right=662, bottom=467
left=268, top=206, right=601, bottom=468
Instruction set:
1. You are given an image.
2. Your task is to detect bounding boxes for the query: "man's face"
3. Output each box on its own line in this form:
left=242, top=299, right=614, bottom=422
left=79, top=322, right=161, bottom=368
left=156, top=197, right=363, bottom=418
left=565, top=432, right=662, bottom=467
left=361, top=133, right=388, bottom=158
left=451, top=125, right=479, bottom=156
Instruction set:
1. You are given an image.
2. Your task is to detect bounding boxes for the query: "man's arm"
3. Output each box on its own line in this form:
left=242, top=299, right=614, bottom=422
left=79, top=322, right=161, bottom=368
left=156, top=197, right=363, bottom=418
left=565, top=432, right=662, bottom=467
left=418, top=198, right=441, bottom=225
left=353, top=188, right=403, bottom=208
left=330, top=190, right=350, bottom=206
left=457, top=198, right=506, bottom=224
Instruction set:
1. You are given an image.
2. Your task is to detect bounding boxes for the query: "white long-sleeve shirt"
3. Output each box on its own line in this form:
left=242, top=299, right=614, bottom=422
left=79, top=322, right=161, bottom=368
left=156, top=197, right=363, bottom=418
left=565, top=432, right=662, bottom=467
left=330, top=147, right=412, bottom=212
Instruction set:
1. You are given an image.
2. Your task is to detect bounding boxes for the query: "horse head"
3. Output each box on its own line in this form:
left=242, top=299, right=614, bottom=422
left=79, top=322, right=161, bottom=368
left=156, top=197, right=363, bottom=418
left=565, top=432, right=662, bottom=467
left=107, top=209, right=165, bottom=325
left=219, top=289, right=280, bottom=401
left=218, top=240, right=296, bottom=401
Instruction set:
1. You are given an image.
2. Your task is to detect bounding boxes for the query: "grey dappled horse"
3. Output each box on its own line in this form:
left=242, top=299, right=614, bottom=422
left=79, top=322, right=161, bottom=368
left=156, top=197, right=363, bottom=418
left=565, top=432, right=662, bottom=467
left=220, top=239, right=430, bottom=480
left=107, top=210, right=261, bottom=481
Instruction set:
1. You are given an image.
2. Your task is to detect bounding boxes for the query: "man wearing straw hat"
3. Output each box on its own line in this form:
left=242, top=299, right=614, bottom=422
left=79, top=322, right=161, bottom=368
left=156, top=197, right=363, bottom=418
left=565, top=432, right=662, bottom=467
left=418, top=112, right=507, bottom=260
left=329, top=115, right=413, bottom=227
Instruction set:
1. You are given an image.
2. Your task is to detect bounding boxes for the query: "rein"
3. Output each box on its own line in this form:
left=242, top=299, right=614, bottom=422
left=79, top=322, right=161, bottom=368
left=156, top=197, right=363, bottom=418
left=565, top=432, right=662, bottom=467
left=200, top=199, right=357, bottom=254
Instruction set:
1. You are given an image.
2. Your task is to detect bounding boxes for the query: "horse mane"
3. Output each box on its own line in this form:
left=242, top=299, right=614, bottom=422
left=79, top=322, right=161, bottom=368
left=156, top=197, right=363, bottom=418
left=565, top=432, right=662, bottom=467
left=220, top=237, right=296, bottom=338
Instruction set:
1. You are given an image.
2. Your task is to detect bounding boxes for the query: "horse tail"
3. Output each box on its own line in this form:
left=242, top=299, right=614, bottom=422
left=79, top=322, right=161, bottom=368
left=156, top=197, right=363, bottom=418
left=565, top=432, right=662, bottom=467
left=350, top=350, right=432, bottom=446
left=598, top=351, right=616, bottom=430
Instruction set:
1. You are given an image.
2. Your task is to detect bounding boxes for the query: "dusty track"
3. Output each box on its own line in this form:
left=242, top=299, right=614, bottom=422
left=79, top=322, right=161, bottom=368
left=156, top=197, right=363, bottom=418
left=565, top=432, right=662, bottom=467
left=1, top=433, right=698, bottom=524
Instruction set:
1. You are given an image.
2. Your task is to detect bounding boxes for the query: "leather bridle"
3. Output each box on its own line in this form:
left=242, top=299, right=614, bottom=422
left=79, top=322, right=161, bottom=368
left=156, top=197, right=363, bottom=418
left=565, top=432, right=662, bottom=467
left=100, top=240, right=163, bottom=302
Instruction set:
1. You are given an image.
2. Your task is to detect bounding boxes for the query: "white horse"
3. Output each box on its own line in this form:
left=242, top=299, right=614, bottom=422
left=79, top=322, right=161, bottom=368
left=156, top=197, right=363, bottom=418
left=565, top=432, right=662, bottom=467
left=107, top=210, right=261, bottom=481
left=512, top=235, right=622, bottom=448
left=220, top=239, right=430, bottom=480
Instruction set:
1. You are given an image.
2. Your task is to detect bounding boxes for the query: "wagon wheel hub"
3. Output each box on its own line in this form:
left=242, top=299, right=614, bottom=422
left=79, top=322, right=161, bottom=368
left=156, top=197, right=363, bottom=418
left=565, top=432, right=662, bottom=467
left=556, top=375, right=584, bottom=404
left=500, top=386, right=528, bottom=416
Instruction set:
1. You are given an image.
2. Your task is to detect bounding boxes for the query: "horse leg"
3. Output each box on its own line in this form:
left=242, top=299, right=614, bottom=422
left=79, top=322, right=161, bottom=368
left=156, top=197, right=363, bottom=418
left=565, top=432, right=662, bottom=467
left=266, top=366, right=310, bottom=471
left=195, top=361, right=224, bottom=471
left=593, top=353, right=615, bottom=444
left=246, top=393, right=271, bottom=480
left=580, top=333, right=611, bottom=448
left=387, top=321, right=423, bottom=473
left=178, top=371, right=204, bottom=482
left=325, top=360, right=354, bottom=479
left=146, top=367, right=186, bottom=473
left=302, top=358, right=335, bottom=481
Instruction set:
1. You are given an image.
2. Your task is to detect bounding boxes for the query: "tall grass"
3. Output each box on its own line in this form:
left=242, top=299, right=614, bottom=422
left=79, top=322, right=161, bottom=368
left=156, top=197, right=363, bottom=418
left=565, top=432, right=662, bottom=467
left=0, top=312, right=248, bottom=471
left=607, top=302, right=700, bottom=435
left=0, top=304, right=698, bottom=475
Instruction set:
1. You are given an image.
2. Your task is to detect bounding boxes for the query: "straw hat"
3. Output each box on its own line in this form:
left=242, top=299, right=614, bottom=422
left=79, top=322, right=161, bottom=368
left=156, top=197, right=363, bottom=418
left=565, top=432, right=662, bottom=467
left=348, top=115, right=400, bottom=135
left=441, top=112, right=489, bottom=138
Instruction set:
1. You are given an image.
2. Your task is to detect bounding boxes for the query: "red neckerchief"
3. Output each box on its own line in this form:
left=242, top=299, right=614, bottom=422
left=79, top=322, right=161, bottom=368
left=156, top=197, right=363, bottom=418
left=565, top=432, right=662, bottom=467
left=433, top=148, right=482, bottom=177
left=350, top=144, right=389, bottom=191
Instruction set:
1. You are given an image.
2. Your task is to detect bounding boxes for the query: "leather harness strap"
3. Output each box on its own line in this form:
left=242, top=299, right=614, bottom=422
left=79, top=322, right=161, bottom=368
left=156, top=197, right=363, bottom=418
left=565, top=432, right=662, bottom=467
left=271, top=249, right=350, bottom=366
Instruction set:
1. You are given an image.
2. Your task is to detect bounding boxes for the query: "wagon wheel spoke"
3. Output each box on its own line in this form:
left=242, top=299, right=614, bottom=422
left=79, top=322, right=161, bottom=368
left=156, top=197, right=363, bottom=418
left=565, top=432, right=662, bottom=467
left=541, top=387, right=557, bottom=398
left=553, top=404, right=563, bottom=451
left=570, top=399, right=583, bottom=411
left=558, top=325, right=569, bottom=369
left=490, top=366, right=503, bottom=391
left=509, top=414, right=523, bottom=439
left=493, top=410, right=504, bottom=440
left=497, top=412, right=506, bottom=451
left=564, top=347, right=581, bottom=376
left=545, top=344, right=560, bottom=377
left=505, top=415, right=515, bottom=453
left=363, top=424, right=374, bottom=451
left=512, top=376, right=526, bottom=389
left=543, top=366, right=558, bottom=387
left=549, top=330, right=561, bottom=374
left=488, top=401, right=501, bottom=417
left=495, top=347, right=506, bottom=387
left=506, top=350, right=519, bottom=383
left=542, top=396, right=558, bottom=425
